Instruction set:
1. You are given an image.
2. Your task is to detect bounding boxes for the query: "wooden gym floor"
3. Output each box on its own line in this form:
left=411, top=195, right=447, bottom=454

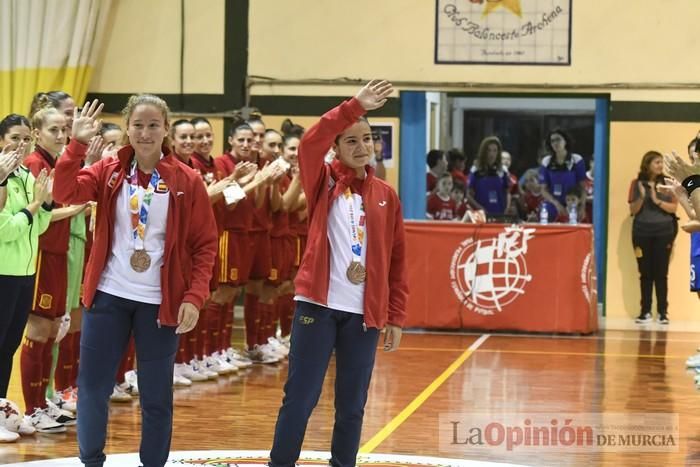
left=2, top=327, right=700, bottom=466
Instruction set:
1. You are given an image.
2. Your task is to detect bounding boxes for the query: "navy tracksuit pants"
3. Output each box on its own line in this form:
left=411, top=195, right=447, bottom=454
left=77, top=291, right=179, bottom=467
left=270, top=301, right=380, bottom=467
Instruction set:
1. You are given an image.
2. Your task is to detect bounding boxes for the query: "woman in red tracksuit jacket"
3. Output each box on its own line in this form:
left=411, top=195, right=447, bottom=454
left=53, top=96, right=218, bottom=467
left=269, top=80, right=408, bottom=467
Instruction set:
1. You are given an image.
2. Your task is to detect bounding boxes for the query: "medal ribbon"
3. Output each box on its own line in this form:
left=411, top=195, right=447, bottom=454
left=344, top=187, right=364, bottom=262
left=128, top=159, right=161, bottom=251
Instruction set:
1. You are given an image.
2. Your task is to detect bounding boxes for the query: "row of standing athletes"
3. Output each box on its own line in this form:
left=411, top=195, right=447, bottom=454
left=13, top=91, right=309, bottom=429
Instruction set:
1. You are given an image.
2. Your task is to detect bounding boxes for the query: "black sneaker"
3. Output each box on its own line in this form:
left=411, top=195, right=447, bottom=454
left=635, top=312, right=652, bottom=324
left=658, top=314, right=669, bottom=325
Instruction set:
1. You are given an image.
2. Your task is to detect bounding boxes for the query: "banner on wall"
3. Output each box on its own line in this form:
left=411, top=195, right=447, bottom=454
left=404, top=222, right=597, bottom=333
left=371, top=123, right=394, bottom=168
left=435, top=0, right=572, bottom=65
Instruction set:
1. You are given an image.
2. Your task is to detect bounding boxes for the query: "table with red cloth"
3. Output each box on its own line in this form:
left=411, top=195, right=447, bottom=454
left=403, top=221, right=598, bottom=334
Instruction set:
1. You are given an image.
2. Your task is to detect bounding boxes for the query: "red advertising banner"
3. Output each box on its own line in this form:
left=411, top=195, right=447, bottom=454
left=404, top=222, right=598, bottom=333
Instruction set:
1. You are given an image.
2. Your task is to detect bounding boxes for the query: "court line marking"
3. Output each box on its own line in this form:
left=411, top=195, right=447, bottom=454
left=359, top=334, right=490, bottom=454
left=404, top=328, right=700, bottom=343
left=396, top=346, right=691, bottom=360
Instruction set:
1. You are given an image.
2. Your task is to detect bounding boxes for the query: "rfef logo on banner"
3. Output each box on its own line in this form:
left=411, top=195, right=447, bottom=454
left=450, top=225, right=534, bottom=315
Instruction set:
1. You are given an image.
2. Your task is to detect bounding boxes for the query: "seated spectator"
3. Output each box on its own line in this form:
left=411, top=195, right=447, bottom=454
left=518, top=168, right=544, bottom=222
left=427, top=173, right=456, bottom=220
left=452, top=181, right=468, bottom=219
left=468, top=136, right=511, bottom=216
left=426, top=149, right=447, bottom=193
left=447, top=149, right=468, bottom=187
left=555, top=186, right=589, bottom=223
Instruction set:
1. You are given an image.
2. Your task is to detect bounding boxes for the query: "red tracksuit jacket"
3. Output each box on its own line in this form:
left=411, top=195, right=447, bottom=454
left=53, top=139, right=218, bottom=326
left=294, top=97, right=408, bottom=329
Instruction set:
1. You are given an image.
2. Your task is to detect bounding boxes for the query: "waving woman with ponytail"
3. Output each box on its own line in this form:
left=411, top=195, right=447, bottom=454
left=54, top=96, right=218, bottom=467
left=268, top=81, right=408, bottom=467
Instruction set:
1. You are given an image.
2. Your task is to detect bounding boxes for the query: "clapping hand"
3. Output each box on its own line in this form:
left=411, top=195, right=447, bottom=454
left=33, top=169, right=51, bottom=204
left=657, top=177, right=686, bottom=199
left=664, top=151, right=700, bottom=183
left=0, top=142, right=25, bottom=183
left=85, top=136, right=107, bottom=165
left=233, top=161, right=258, bottom=185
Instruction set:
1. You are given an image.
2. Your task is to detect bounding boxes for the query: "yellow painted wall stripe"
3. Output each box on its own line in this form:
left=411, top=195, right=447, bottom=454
left=359, top=334, right=490, bottom=453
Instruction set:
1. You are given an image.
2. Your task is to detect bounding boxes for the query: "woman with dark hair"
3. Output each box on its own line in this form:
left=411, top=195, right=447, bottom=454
left=447, top=148, right=468, bottom=187
left=468, top=136, right=511, bottom=216
left=628, top=151, right=678, bottom=325
left=267, top=80, right=407, bottom=467
left=539, top=129, right=587, bottom=222
left=0, top=114, right=52, bottom=437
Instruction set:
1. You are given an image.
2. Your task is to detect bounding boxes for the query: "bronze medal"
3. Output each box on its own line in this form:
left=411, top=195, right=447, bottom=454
left=130, top=250, right=152, bottom=273
left=346, top=261, right=367, bottom=285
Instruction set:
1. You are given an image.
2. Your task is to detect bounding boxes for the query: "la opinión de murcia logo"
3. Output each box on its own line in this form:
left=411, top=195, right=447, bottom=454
left=450, top=226, right=534, bottom=315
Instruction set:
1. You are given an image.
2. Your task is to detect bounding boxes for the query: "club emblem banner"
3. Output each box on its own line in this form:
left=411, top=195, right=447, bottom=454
left=435, top=0, right=572, bottom=65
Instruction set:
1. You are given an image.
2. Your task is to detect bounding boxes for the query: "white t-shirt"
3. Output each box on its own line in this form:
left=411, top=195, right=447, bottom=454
left=296, top=188, right=367, bottom=314
left=97, top=178, right=170, bottom=304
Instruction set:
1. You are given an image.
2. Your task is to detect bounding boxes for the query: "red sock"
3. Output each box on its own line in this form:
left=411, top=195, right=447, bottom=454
left=220, top=302, right=234, bottom=352
left=196, top=306, right=207, bottom=358
left=279, top=294, right=295, bottom=337
left=205, top=302, right=223, bottom=355
left=70, top=331, right=80, bottom=387
left=21, top=338, right=46, bottom=414
left=256, top=302, right=269, bottom=346
left=186, top=327, right=197, bottom=362
left=176, top=331, right=188, bottom=364
left=39, top=338, right=55, bottom=402
left=244, top=293, right=259, bottom=350
left=55, top=334, right=74, bottom=391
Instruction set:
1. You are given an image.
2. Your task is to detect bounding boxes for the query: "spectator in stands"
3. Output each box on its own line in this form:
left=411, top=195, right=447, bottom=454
left=452, top=181, right=468, bottom=219
left=426, top=149, right=446, bottom=193
left=502, top=150, right=519, bottom=213
left=447, top=149, right=468, bottom=187
left=554, top=186, right=588, bottom=223
left=468, top=136, right=511, bottom=217
left=426, top=173, right=456, bottom=220
left=628, top=150, right=678, bottom=325
left=518, top=168, right=544, bottom=222
left=539, top=129, right=587, bottom=222
left=370, top=129, right=386, bottom=181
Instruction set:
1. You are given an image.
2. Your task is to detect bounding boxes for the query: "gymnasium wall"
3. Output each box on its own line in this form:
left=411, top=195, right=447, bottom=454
left=86, top=0, right=700, bottom=322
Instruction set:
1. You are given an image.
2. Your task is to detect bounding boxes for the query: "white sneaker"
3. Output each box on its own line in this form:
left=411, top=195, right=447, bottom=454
left=15, top=418, right=36, bottom=436
left=45, top=401, right=77, bottom=426
left=26, top=409, right=66, bottom=434
left=50, top=387, right=77, bottom=413
left=225, top=348, right=253, bottom=368
left=260, top=342, right=286, bottom=360
left=267, top=337, right=290, bottom=357
left=123, top=370, right=140, bottom=395
left=172, top=369, right=193, bottom=386
left=0, top=425, right=19, bottom=442
left=247, top=345, right=280, bottom=364
left=279, top=335, right=291, bottom=349
left=110, top=384, right=133, bottom=402
left=191, top=359, right=217, bottom=379
left=206, top=355, right=236, bottom=374
left=686, top=354, right=700, bottom=367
